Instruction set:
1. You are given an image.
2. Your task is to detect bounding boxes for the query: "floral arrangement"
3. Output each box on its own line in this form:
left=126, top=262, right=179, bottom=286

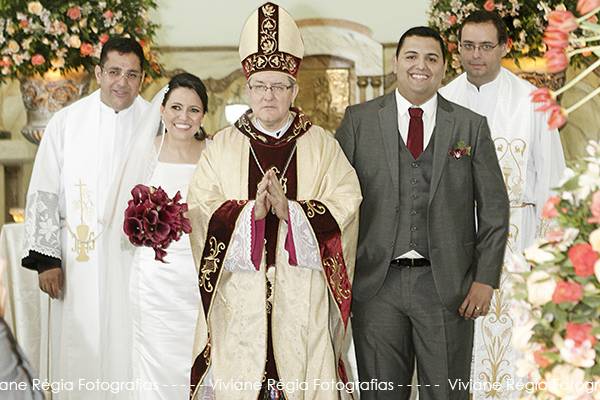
left=0, top=0, right=161, bottom=82
left=123, top=184, right=192, bottom=263
left=531, top=1, right=600, bottom=128
left=428, top=0, right=587, bottom=75
left=510, top=141, right=600, bottom=399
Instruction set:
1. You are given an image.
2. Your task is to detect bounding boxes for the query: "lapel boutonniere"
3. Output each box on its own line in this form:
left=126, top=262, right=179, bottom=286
left=448, top=140, right=472, bottom=159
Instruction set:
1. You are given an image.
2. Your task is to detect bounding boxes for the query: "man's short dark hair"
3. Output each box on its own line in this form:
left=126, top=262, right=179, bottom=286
left=460, top=10, right=509, bottom=44
left=395, top=26, right=447, bottom=63
left=99, top=37, right=146, bottom=71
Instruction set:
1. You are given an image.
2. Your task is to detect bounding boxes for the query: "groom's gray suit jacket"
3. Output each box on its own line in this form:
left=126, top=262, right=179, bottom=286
left=336, top=92, right=509, bottom=311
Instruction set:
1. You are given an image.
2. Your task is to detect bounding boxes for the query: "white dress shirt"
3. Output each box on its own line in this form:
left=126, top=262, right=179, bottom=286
left=395, top=89, right=438, bottom=150
left=394, top=90, right=438, bottom=259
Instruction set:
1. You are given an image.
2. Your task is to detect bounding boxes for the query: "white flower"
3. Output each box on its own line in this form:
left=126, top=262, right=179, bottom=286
left=544, top=364, right=587, bottom=399
left=558, top=167, right=576, bottom=187
left=27, top=1, right=43, bottom=15
left=526, top=270, right=556, bottom=306
left=7, top=40, right=20, bottom=54
left=506, top=252, right=530, bottom=273
left=524, top=245, right=555, bottom=265
left=512, top=320, right=536, bottom=351
left=595, top=259, right=600, bottom=285
left=67, top=35, right=81, bottom=48
left=556, top=337, right=596, bottom=368
left=557, top=228, right=579, bottom=252
left=590, top=228, right=600, bottom=252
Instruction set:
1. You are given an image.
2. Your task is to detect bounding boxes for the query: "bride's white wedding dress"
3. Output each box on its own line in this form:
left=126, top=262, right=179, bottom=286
left=130, top=161, right=200, bottom=400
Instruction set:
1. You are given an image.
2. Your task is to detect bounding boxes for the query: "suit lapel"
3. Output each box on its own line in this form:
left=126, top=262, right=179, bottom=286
left=429, top=95, right=455, bottom=205
left=378, top=92, right=400, bottom=194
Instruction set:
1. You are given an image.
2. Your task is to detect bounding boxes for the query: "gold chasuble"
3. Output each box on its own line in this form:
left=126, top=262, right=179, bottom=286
left=188, top=109, right=361, bottom=400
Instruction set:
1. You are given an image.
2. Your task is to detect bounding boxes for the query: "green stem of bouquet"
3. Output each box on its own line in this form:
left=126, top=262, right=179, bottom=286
left=568, top=45, right=600, bottom=57
left=580, top=21, right=600, bottom=34
left=554, top=57, right=600, bottom=96
left=565, top=85, right=600, bottom=114
left=577, top=7, right=600, bottom=23
left=579, top=34, right=600, bottom=43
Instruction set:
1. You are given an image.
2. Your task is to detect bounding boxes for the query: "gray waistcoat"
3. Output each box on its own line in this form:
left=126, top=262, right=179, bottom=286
left=392, top=134, right=435, bottom=259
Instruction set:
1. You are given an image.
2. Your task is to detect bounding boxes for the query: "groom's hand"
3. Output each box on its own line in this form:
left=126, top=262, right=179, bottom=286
left=458, top=282, right=494, bottom=320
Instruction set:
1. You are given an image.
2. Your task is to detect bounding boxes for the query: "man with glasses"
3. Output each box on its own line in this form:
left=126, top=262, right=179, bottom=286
left=187, top=3, right=361, bottom=399
left=440, top=10, right=565, bottom=398
left=21, top=37, right=149, bottom=398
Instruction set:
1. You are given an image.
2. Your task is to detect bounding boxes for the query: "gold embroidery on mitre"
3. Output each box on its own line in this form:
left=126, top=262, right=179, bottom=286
left=259, top=4, right=277, bottom=55
left=199, top=237, right=226, bottom=293
left=243, top=53, right=300, bottom=77
left=301, top=200, right=326, bottom=218
left=323, top=255, right=351, bottom=304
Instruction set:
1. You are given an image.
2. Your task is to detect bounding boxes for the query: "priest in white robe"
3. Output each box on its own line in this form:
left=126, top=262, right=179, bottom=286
left=440, top=11, right=566, bottom=399
left=21, top=37, right=149, bottom=399
left=188, top=3, right=361, bottom=400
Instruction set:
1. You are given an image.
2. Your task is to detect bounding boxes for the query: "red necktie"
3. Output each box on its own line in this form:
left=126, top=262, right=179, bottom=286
left=407, top=107, right=424, bottom=159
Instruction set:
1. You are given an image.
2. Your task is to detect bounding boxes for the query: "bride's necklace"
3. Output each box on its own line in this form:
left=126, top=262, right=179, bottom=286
left=249, top=142, right=297, bottom=195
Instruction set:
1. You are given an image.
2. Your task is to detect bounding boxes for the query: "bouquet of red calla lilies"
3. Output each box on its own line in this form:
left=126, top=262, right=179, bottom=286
left=123, top=184, right=192, bottom=262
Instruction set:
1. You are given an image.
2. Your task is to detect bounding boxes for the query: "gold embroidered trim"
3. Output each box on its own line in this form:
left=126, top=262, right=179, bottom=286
left=199, top=237, right=226, bottom=293
left=301, top=200, right=326, bottom=218
left=242, top=53, right=300, bottom=78
left=324, top=255, right=351, bottom=304
left=203, top=341, right=211, bottom=366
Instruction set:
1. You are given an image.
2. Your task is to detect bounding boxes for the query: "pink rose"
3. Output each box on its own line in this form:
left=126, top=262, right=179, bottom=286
left=19, top=19, right=29, bottom=28
left=99, top=34, right=110, bottom=44
left=548, top=11, right=578, bottom=33
left=577, top=0, right=600, bottom=15
left=566, top=322, right=596, bottom=346
left=80, top=42, right=94, bottom=57
left=31, top=54, right=45, bottom=66
left=547, top=105, right=568, bottom=129
left=447, top=15, right=458, bottom=26
left=545, top=48, right=569, bottom=73
left=542, top=196, right=561, bottom=219
left=484, top=0, right=496, bottom=11
left=588, top=191, right=600, bottom=224
left=531, top=87, right=554, bottom=104
left=533, top=347, right=553, bottom=368
left=544, top=27, right=570, bottom=49
left=66, top=6, right=81, bottom=20
left=568, top=243, right=598, bottom=277
left=103, top=9, right=114, bottom=20
left=552, top=280, right=583, bottom=304
left=545, top=228, right=564, bottom=243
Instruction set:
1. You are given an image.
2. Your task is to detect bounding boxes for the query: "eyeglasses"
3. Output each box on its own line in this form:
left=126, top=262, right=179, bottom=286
left=248, top=83, right=294, bottom=96
left=101, top=67, right=143, bottom=82
left=460, top=42, right=500, bottom=53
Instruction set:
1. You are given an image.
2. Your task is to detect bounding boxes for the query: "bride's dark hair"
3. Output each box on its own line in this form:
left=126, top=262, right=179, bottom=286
left=162, top=72, right=209, bottom=140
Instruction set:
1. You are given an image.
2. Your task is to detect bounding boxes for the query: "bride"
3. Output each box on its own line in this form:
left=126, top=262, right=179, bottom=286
left=127, top=72, right=209, bottom=399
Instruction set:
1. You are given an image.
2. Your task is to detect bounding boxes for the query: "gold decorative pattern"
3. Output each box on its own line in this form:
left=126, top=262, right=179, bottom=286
left=295, top=68, right=351, bottom=133
left=494, top=137, right=527, bottom=207
left=199, top=237, right=226, bottom=293
left=259, top=4, right=277, bottom=55
left=323, top=255, right=351, bottom=304
left=300, top=200, right=326, bottom=218
left=478, top=326, right=512, bottom=398
left=67, top=180, right=97, bottom=262
left=203, top=341, right=211, bottom=366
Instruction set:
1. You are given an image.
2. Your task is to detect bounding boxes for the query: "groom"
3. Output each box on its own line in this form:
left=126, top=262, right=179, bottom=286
left=336, top=26, right=509, bottom=399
